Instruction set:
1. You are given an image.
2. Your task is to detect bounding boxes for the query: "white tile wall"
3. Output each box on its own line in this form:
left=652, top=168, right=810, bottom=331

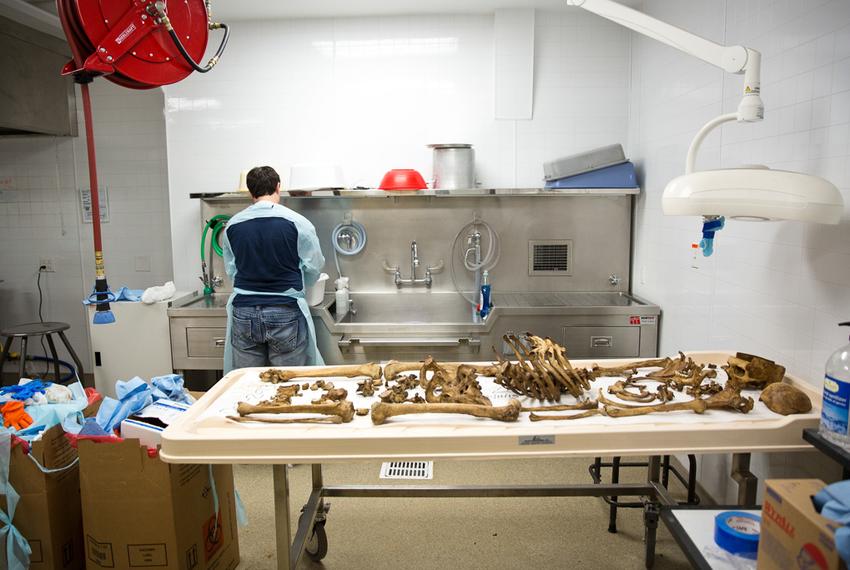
left=628, top=0, right=850, bottom=501
left=0, top=81, right=173, bottom=371
left=164, top=9, right=632, bottom=290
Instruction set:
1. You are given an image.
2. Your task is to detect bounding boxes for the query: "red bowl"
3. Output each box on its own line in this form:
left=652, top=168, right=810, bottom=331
left=379, top=169, right=428, bottom=191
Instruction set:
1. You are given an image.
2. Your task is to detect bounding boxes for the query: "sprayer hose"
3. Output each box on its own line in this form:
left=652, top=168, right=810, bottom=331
left=201, top=215, right=230, bottom=259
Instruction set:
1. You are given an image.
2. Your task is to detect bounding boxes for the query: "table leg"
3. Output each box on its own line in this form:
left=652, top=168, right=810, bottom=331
left=19, top=336, right=28, bottom=381
left=731, top=453, right=757, bottom=505
left=644, top=455, right=662, bottom=569
left=608, top=456, right=621, bottom=533
left=58, top=331, right=86, bottom=385
left=0, top=336, right=12, bottom=386
left=45, top=334, right=61, bottom=383
left=273, top=464, right=293, bottom=570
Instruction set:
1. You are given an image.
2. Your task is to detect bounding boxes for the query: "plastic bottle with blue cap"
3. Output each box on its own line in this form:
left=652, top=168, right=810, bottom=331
left=820, top=322, right=850, bottom=449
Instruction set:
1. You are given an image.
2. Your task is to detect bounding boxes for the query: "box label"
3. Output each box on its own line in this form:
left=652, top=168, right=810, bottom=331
left=821, top=374, right=850, bottom=437
left=518, top=435, right=555, bottom=446
left=127, top=543, right=168, bottom=567
left=202, top=512, right=224, bottom=561
left=87, top=536, right=115, bottom=568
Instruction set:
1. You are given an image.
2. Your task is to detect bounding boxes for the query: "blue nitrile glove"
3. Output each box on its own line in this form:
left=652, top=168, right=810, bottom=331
left=699, top=216, right=725, bottom=257
left=95, top=377, right=152, bottom=433
left=151, top=374, right=195, bottom=405
left=0, top=380, right=52, bottom=402
left=813, top=480, right=850, bottom=564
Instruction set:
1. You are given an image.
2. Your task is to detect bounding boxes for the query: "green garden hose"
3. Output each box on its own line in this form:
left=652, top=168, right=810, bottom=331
left=201, top=215, right=230, bottom=259
left=201, top=215, right=230, bottom=295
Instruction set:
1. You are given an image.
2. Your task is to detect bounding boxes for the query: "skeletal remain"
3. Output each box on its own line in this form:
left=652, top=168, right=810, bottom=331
left=759, top=383, right=812, bottom=415
left=237, top=400, right=356, bottom=423
left=710, top=374, right=755, bottom=414
left=393, top=374, right=420, bottom=391
left=379, top=385, right=409, bottom=404
left=311, top=387, right=348, bottom=405
left=589, top=357, right=672, bottom=378
left=356, top=378, right=382, bottom=397
left=669, top=367, right=717, bottom=391
left=261, top=384, right=301, bottom=406
left=494, top=334, right=585, bottom=401
left=370, top=400, right=522, bottom=425
left=646, top=353, right=697, bottom=381
left=727, top=353, right=786, bottom=389
left=355, top=408, right=370, bottom=416
left=310, top=381, right=322, bottom=391
left=260, top=364, right=382, bottom=383
left=685, top=380, right=722, bottom=398
left=608, top=380, right=655, bottom=403
left=301, top=383, right=310, bottom=390
left=227, top=415, right=343, bottom=425
left=383, top=360, right=499, bottom=382
left=605, top=399, right=708, bottom=417
left=418, top=358, right=491, bottom=406
left=656, top=384, right=675, bottom=403
left=522, top=399, right=598, bottom=412
left=530, top=409, right=602, bottom=421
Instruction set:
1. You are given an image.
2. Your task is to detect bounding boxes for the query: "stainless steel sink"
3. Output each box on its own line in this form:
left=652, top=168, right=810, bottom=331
left=338, top=292, right=474, bottom=324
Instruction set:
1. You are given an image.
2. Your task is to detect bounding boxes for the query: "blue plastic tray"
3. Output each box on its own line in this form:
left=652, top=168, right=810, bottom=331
left=544, top=161, right=637, bottom=189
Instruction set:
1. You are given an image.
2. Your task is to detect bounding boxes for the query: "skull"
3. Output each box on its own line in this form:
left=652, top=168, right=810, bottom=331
left=724, top=353, right=786, bottom=389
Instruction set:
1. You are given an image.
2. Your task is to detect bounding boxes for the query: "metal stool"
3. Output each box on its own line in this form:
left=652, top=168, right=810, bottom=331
left=0, top=322, right=86, bottom=386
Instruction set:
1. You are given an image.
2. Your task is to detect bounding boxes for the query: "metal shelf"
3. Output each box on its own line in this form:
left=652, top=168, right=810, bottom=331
left=190, top=187, right=640, bottom=202
left=802, top=427, right=850, bottom=478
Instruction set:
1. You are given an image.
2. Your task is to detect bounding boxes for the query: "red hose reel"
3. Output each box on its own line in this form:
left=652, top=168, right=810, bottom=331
left=57, top=0, right=228, bottom=88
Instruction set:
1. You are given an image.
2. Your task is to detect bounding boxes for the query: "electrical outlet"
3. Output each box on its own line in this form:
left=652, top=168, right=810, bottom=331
left=39, top=258, right=55, bottom=272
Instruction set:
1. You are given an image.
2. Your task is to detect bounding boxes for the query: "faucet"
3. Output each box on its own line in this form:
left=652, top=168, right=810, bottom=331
left=383, top=240, right=443, bottom=288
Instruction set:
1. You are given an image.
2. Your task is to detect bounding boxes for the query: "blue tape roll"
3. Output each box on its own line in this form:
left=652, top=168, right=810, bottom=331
left=715, top=511, right=761, bottom=559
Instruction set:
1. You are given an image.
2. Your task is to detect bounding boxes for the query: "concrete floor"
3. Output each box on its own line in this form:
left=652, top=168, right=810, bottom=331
left=233, top=458, right=694, bottom=569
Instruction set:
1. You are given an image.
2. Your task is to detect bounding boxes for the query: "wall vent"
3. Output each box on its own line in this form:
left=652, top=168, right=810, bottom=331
left=380, top=461, right=433, bottom=480
left=528, top=240, right=572, bottom=276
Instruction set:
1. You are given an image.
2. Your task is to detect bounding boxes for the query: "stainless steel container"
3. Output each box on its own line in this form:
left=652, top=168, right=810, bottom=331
left=429, top=143, right=475, bottom=189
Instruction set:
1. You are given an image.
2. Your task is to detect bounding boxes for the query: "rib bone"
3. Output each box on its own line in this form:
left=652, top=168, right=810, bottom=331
left=260, top=364, right=382, bottom=383
left=530, top=409, right=602, bottom=421
left=522, top=400, right=598, bottom=412
left=370, top=400, right=522, bottom=425
left=237, top=400, right=356, bottom=422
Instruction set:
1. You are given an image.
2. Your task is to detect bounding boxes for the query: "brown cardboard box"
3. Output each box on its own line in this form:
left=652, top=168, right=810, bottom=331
left=78, top=439, right=239, bottom=570
left=3, top=422, right=85, bottom=570
left=758, top=479, right=847, bottom=570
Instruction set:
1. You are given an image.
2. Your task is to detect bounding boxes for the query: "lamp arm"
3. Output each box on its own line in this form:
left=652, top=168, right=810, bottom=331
left=567, top=0, right=763, bottom=121
left=686, top=112, right=737, bottom=174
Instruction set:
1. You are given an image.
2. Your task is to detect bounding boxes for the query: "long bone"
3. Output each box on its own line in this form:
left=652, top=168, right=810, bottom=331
left=522, top=400, right=599, bottom=412
left=530, top=409, right=602, bottom=421
left=383, top=360, right=498, bottom=381
left=589, top=357, right=672, bottom=378
left=370, top=400, right=522, bottom=425
left=227, top=415, right=343, bottom=425
left=604, top=399, right=708, bottom=417
left=260, top=364, right=382, bottom=383
left=236, top=400, right=356, bottom=423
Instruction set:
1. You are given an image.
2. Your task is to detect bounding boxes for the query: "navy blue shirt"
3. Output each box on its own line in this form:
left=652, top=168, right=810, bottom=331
left=227, top=216, right=302, bottom=307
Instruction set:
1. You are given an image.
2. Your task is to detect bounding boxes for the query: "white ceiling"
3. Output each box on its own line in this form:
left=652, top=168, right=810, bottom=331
left=212, top=0, right=641, bottom=21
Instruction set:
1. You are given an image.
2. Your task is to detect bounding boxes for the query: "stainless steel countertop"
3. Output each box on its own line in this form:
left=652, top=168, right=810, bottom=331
left=169, top=291, right=660, bottom=335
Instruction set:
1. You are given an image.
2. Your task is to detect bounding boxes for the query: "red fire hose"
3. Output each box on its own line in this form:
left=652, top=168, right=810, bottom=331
left=55, top=0, right=229, bottom=322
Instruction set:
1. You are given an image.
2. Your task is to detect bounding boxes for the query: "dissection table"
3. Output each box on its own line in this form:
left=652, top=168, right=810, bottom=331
left=160, top=352, right=820, bottom=569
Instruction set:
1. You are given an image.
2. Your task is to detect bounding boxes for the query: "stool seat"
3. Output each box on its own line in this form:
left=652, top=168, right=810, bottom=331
left=0, top=321, right=86, bottom=386
left=1, top=322, right=71, bottom=337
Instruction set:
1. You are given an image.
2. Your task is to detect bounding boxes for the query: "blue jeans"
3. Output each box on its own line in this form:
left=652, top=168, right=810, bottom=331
left=230, top=305, right=309, bottom=368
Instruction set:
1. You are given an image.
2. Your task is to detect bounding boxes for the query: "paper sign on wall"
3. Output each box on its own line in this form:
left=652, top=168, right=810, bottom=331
left=79, top=187, right=109, bottom=223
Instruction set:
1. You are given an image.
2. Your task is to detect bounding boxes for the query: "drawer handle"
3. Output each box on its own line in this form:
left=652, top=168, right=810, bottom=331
left=591, top=336, right=613, bottom=348
left=339, top=337, right=480, bottom=348
left=214, top=338, right=226, bottom=347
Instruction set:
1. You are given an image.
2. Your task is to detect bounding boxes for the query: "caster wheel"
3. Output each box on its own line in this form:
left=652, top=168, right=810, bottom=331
left=305, top=521, right=328, bottom=562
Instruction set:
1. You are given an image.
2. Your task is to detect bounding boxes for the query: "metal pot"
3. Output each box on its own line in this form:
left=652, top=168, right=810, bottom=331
left=429, top=144, right=475, bottom=190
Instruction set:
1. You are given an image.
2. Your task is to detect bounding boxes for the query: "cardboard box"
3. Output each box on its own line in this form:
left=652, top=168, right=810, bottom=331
left=758, top=479, right=847, bottom=570
left=3, top=421, right=85, bottom=570
left=120, top=401, right=192, bottom=449
left=79, top=439, right=239, bottom=570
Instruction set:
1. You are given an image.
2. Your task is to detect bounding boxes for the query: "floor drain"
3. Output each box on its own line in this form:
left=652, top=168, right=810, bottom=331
left=380, top=461, right=433, bottom=480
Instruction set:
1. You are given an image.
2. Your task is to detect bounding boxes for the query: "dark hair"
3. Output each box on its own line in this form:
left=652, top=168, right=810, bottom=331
left=246, top=166, right=280, bottom=198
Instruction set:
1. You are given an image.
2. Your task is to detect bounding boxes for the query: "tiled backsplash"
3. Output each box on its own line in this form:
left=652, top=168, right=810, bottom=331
left=629, top=0, right=850, bottom=500
left=0, top=82, right=173, bottom=371
left=164, top=10, right=632, bottom=291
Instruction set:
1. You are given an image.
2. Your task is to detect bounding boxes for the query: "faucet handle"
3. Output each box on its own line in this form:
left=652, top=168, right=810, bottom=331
left=427, top=260, right=445, bottom=274
left=382, top=260, right=399, bottom=273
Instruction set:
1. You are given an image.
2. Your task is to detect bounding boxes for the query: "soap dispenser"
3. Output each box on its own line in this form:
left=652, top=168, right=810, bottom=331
left=477, top=270, right=493, bottom=320
left=819, top=322, right=850, bottom=448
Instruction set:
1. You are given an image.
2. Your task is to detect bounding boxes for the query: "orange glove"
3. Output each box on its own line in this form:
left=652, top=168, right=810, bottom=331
left=1, top=401, right=33, bottom=430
